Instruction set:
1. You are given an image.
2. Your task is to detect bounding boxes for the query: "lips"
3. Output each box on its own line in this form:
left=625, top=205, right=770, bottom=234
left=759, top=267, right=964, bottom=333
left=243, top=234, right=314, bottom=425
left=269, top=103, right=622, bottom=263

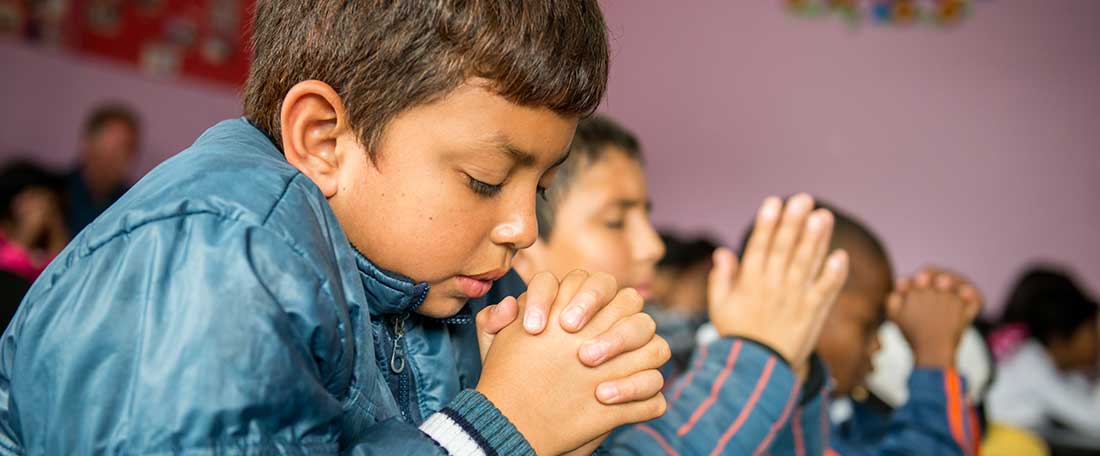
left=455, top=276, right=494, bottom=299
left=455, top=268, right=509, bottom=299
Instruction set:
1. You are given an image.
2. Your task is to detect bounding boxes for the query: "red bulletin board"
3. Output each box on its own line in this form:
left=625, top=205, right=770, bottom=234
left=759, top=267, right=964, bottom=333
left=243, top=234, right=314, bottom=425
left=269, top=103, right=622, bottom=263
left=1, top=0, right=254, bottom=87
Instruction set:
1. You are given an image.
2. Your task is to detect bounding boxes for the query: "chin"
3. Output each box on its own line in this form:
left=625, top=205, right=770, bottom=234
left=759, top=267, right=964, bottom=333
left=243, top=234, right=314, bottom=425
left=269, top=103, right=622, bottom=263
left=415, top=294, right=470, bottom=318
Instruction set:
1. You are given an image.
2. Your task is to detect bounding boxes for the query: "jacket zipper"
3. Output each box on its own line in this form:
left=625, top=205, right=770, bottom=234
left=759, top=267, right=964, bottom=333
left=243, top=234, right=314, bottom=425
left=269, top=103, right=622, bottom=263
left=386, top=286, right=429, bottom=423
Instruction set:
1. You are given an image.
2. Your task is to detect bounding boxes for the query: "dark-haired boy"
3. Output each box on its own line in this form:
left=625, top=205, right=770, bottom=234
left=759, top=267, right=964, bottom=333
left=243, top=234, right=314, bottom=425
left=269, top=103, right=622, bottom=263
left=0, top=2, right=668, bottom=454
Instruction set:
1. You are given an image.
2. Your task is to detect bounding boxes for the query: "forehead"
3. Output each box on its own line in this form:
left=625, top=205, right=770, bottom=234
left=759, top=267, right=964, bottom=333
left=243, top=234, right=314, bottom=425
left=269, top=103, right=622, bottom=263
left=836, top=289, right=885, bottom=322
left=377, top=82, right=578, bottom=170
left=94, top=120, right=137, bottom=139
left=560, top=147, right=647, bottom=209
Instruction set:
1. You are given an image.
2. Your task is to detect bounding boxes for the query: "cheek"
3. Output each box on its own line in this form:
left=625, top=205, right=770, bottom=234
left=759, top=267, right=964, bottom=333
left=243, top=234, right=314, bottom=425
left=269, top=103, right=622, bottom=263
left=346, top=166, right=494, bottom=282
left=568, top=230, right=633, bottom=284
left=818, top=325, right=866, bottom=378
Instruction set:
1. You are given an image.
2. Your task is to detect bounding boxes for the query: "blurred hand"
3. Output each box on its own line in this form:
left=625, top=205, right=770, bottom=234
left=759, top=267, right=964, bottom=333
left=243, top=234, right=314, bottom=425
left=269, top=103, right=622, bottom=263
left=888, top=266, right=982, bottom=368
left=708, top=194, right=849, bottom=375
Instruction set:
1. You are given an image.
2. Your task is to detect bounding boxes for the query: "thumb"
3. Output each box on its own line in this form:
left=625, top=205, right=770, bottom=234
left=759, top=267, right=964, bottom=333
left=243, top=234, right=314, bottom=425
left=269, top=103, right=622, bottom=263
left=958, top=284, right=983, bottom=323
left=477, top=296, right=519, bottom=336
left=477, top=296, right=519, bottom=362
left=707, top=247, right=738, bottom=309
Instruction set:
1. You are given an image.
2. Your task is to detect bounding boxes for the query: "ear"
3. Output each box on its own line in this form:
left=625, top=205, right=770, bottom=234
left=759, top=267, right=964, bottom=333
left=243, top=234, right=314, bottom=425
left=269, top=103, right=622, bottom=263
left=280, top=80, right=351, bottom=198
left=512, top=239, right=551, bottom=283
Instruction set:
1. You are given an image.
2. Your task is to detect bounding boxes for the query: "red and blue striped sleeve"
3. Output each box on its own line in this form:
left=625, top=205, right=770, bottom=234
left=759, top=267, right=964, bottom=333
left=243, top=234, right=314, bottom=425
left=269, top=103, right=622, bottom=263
left=605, top=337, right=809, bottom=455
left=767, top=378, right=831, bottom=456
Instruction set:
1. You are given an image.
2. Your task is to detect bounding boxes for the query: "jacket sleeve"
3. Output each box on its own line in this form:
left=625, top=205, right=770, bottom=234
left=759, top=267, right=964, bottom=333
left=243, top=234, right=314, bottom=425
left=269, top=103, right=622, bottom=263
left=760, top=356, right=832, bottom=456
left=605, top=337, right=807, bottom=455
left=831, top=368, right=976, bottom=456
left=0, top=214, right=530, bottom=455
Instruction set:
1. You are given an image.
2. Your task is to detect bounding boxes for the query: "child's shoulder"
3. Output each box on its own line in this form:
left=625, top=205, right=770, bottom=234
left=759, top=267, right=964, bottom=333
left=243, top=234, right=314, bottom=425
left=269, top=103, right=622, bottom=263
left=75, top=118, right=336, bottom=255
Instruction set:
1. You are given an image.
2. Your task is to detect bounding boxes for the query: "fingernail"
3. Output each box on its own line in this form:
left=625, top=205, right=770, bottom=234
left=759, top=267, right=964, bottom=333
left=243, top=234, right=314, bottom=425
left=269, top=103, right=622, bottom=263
left=562, top=305, right=585, bottom=329
left=524, top=311, right=543, bottom=332
left=761, top=198, right=780, bottom=218
left=714, top=248, right=730, bottom=267
left=581, top=341, right=608, bottom=364
left=563, top=292, right=594, bottom=328
left=597, top=383, right=619, bottom=403
left=807, top=213, right=822, bottom=230
left=829, top=252, right=848, bottom=269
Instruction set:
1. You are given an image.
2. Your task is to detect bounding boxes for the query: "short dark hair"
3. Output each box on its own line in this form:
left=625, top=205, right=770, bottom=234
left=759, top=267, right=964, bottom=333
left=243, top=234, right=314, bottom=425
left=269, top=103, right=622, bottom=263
left=1001, top=266, right=1098, bottom=346
left=658, top=231, right=719, bottom=271
left=736, top=199, right=894, bottom=291
left=84, top=103, right=140, bottom=138
left=0, top=160, right=64, bottom=222
left=243, top=0, right=609, bottom=157
left=536, top=115, right=642, bottom=240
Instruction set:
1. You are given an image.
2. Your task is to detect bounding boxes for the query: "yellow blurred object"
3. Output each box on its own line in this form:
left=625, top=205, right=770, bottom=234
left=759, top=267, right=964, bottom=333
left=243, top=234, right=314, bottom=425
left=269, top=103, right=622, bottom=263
left=982, top=423, right=1049, bottom=456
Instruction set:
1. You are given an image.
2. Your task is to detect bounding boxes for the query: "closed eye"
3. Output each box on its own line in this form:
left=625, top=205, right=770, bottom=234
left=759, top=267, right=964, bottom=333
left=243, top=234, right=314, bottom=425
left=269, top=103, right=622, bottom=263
left=467, top=175, right=503, bottom=197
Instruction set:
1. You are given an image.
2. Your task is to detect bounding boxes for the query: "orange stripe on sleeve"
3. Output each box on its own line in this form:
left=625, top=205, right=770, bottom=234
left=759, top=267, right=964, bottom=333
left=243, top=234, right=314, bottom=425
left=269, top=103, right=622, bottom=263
left=944, top=368, right=969, bottom=455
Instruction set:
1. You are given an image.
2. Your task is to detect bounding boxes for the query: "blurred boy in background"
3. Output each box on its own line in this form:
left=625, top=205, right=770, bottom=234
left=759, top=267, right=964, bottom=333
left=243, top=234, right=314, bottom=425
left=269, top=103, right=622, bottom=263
left=648, top=232, right=716, bottom=376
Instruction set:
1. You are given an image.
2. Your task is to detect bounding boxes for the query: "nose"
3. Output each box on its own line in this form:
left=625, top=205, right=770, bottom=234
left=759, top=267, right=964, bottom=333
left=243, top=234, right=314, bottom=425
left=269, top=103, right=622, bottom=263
left=490, top=190, right=539, bottom=251
left=635, top=216, right=666, bottom=265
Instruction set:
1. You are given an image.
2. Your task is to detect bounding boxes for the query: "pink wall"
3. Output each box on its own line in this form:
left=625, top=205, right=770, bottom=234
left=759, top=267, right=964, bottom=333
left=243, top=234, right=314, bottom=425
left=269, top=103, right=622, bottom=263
left=0, top=40, right=241, bottom=176
left=598, top=0, right=1100, bottom=313
left=2, top=1, right=1098, bottom=313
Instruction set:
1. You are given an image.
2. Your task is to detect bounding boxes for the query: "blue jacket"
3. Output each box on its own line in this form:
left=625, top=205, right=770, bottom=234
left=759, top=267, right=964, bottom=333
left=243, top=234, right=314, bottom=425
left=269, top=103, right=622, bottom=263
left=0, top=119, right=528, bottom=455
left=829, top=368, right=977, bottom=456
left=0, top=119, right=829, bottom=455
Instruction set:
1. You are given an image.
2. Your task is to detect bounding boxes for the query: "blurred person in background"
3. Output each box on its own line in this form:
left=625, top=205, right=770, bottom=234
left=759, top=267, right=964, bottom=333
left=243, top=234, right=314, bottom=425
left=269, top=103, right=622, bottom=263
left=699, top=202, right=983, bottom=455
left=986, top=267, right=1100, bottom=444
left=848, top=321, right=994, bottom=453
left=647, top=231, right=716, bottom=376
left=0, top=160, right=69, bottom=328
left=65, top=103, right=140, bottom=235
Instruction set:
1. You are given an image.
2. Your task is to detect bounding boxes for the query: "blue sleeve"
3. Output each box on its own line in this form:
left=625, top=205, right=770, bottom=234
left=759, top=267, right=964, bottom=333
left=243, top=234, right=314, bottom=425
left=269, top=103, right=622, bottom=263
left=605, top=337, right=804, bottom=455
left=766, top=360, right=832, bottom=456
left=831, top=368, right=975, bottom=456
left=0, top=214, right=527, bottom=455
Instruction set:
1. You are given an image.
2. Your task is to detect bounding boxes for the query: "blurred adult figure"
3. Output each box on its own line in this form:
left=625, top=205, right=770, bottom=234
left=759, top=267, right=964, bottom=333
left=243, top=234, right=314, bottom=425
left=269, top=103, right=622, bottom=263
left=65, top=103, right=140, bottom=235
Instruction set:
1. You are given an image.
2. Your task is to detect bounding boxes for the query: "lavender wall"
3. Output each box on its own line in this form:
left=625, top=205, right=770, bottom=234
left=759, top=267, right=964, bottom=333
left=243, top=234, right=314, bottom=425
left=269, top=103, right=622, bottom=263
left=599, top=0, right=1100, bottom=313
left=2, top=0, right=1098, bottom=312
left=0, top=41, right=241, bottom=176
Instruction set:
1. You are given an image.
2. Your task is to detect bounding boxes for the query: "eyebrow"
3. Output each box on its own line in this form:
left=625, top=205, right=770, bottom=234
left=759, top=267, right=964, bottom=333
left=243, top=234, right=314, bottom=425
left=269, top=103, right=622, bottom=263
left=488, top=135, right=571, bottom=169
left=609, top=198, right=653, bottom=211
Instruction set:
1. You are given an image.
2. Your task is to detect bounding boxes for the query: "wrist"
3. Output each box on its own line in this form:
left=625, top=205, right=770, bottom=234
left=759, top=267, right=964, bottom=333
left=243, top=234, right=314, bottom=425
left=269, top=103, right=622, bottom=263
left=475, top=384, right=549, bottom=454
left=913, top=347, right=955, bottom=369
left=424, top=389, right=535, bottom=456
